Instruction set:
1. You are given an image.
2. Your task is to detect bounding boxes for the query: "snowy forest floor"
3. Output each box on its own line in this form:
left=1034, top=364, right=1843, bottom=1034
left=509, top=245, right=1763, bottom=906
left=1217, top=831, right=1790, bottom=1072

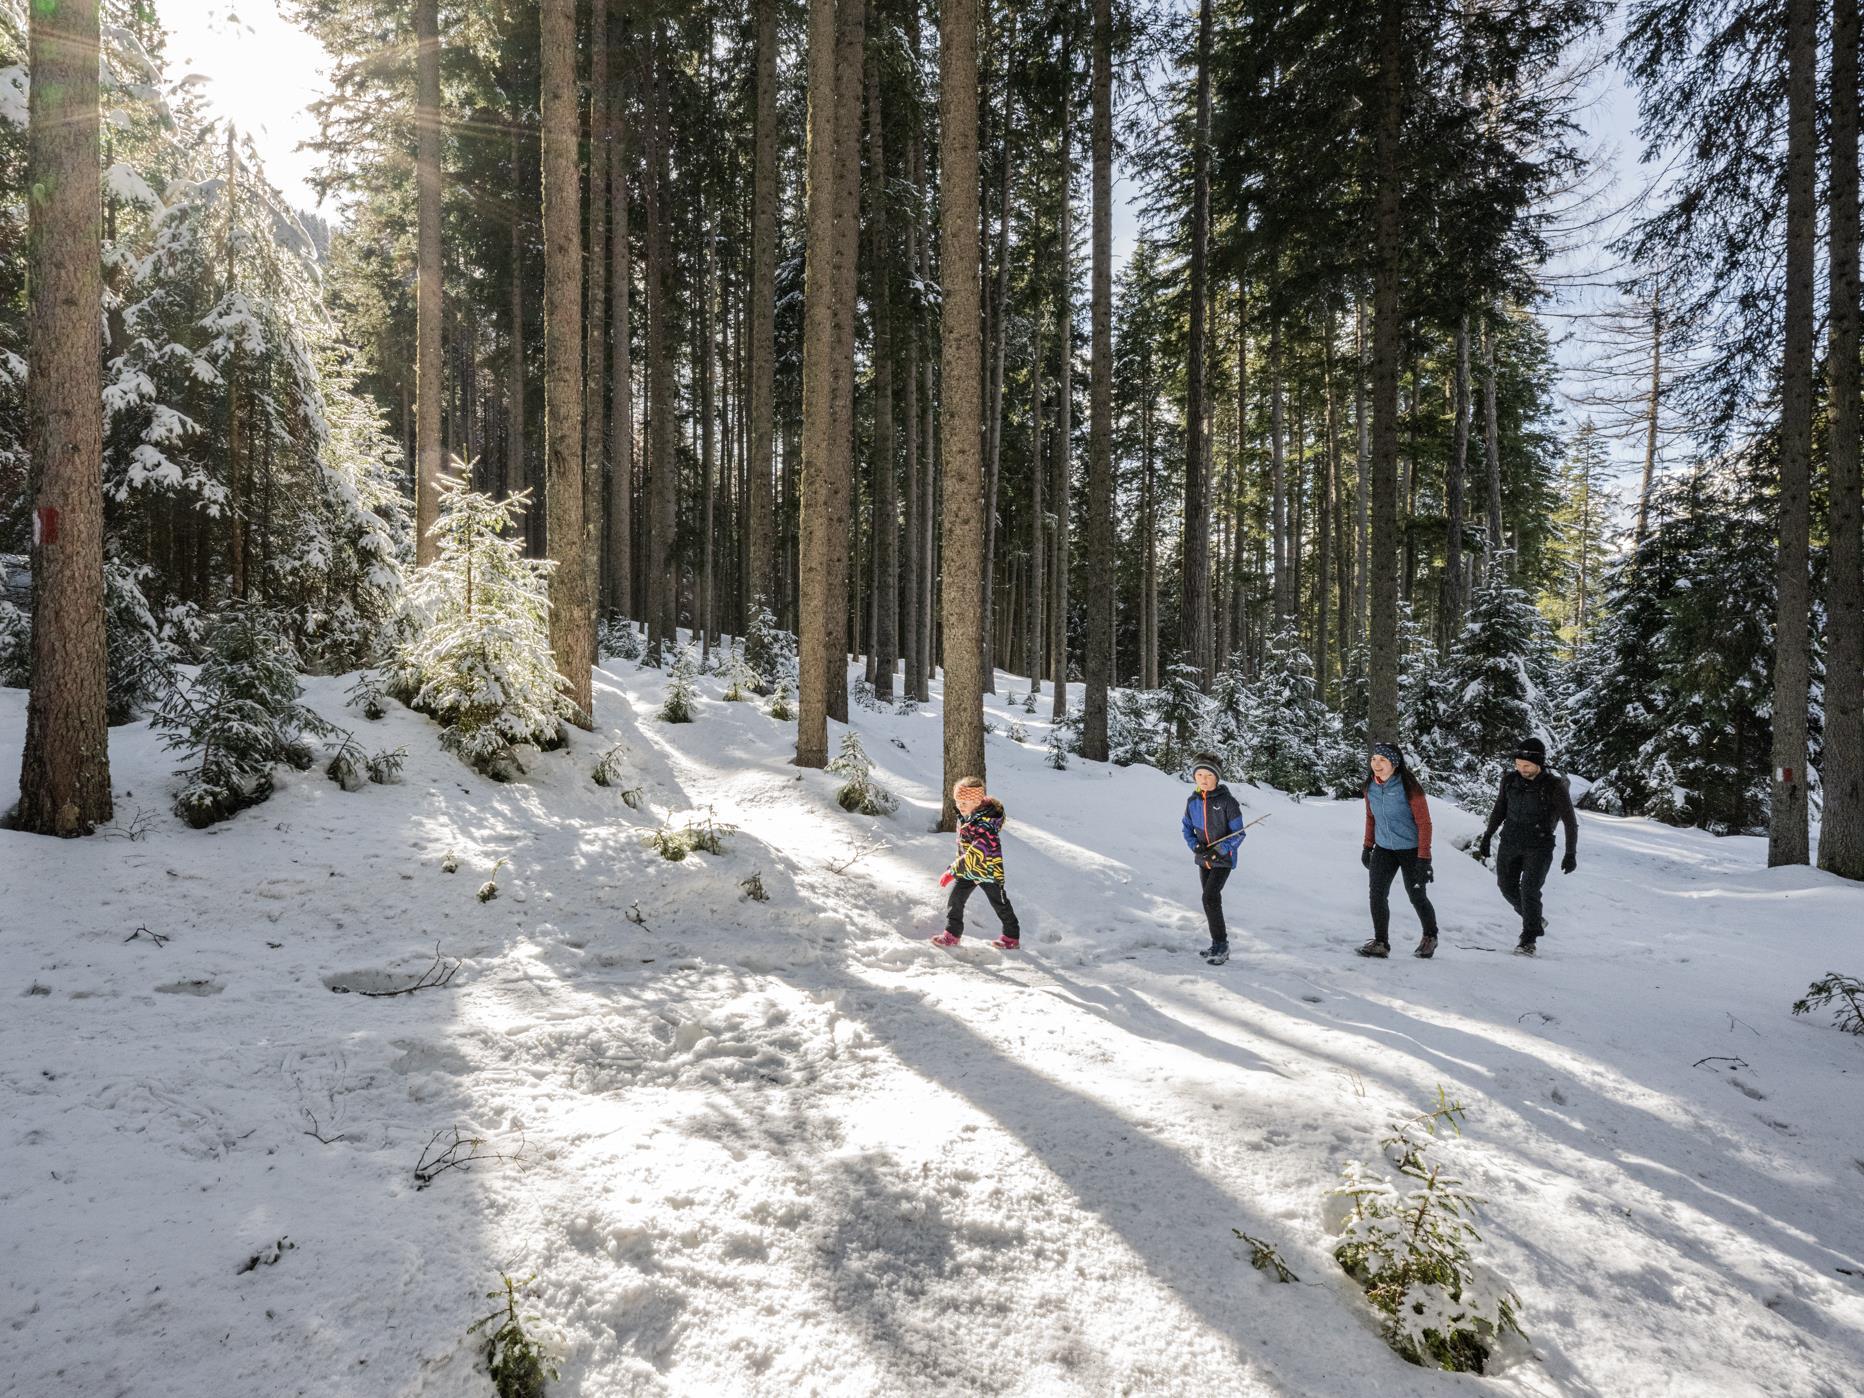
left=2, top=658, right=1862, bottom=1398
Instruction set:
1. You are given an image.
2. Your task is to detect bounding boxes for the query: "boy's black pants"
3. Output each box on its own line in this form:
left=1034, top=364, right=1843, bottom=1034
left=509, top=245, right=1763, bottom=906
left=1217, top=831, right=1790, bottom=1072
left=1368, top=846, right=1438, bottom=945
left=946, top=879, right=1020, bottom=938
left=1199, top=864, right=1232, bottom=945
left=1496, top=840, right=1554, bottom=940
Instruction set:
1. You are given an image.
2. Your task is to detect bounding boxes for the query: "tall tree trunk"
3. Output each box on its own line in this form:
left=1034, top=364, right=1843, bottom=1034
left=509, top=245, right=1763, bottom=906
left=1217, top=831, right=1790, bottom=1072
left=982, top=16, right=1015, bottom=695
left=414, top=0, right=444, bottom=565
left=508, top=125, right=529, bottom=547
left=1366, top=0, right=1404, bottom=744
left=1270, top=317, right=1286, bottom=624
left=1634, top=289, right=1662, bottom=545
left=868, top=44, right=898, bottom=701
left=1824, top=0, right=1864, bottom=879
left=827, top=0, right=866, bottom=722
left=701, top=204, right=717, bottom=662
left=607, top=19, right=633, bottom=617
left=584, top=0, right=609, bottom=648
left=798, top=0, right=866, bottom=764
left=17, top=0, right=111, bottom=835
left=644, top=33, right=678, bottom=652
left=1028, top=315, right=1047, bottom=688
left=748, top=0, right=779, bottom=614
left=1316, top=316, right=1336, bottom=699
left=940, top=0, right=986, bottom=826
left=1482, top=311, right=1504, bottom=558
left=541, top=0, right=591, bottom=721
left=1082, top=0, right=1114, bottom=760
left=1050, top=86, right=1074, bottom=725
left=1353, top=299, right=1368, bottom=660
left=1182, top=0, right=1214, bottom=682
left=903, top=111, right=923, bottom=699
left=1444, top=314, right=1470, bottom=645
left=1771, top=0, right=1816, bottom=866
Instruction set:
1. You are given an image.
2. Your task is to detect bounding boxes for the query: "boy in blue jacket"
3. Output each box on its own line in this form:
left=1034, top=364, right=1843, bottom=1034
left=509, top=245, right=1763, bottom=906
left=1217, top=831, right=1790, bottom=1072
left=1182, top=753, right=1246, bottom=964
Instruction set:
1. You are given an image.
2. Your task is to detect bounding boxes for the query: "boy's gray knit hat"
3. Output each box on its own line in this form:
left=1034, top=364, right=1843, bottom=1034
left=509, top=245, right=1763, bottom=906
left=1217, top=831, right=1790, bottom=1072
left=1190, top=753, right=1223, bottom=781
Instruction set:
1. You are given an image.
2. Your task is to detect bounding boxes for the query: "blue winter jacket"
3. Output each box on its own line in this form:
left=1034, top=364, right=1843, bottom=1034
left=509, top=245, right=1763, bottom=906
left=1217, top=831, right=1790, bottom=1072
left=1182, top=784, right=1246, bottom=869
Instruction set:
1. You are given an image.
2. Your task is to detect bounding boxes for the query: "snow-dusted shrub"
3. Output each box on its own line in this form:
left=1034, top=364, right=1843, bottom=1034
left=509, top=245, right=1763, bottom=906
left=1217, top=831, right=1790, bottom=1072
left=742, top=601, right=795, bottom=695
left=829, top=731, right=897, bottom=815
left=660, top=646, right=700, bottom=723
left=367, top=745, right=407, bottom=784
left=1333, top=1091, right=1524, bottom=1374
left=1022, top=687, right=1038, bottom=714
left=592, top=742, right=629, bottom=786
left=1793, top=974, right=1864, bottom=1035
left=740, top=870, right=769, bottom=901
left=469, top=1272, right=558, bottom=1398
left=105, top=561, right=169, bottom=725
left=767, top=680, right=795, bottom=722
left=644, top=809, right=735, bottom=861
left=347, top=670, right=389, bottom=720
left=394, top=482, right=575, bottom=775
left=598, top=615, right=643, bottom=661
left=1155, top=654, right=1208, bottom=775
left=1234, top=1231, right=1299, bottom=1283
left=0, top=600, right=27, bottom=687
left=1006, top=721, right=1028, bottom=745
left=722, top=650, right=759, bottom=701
left=1046, top=725, right=1070, bottom=770
left=157, top=604, right=334, bottom=828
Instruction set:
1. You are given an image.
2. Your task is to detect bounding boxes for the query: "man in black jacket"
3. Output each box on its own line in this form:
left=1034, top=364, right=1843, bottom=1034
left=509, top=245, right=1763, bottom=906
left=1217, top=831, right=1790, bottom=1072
left=1476, top=736, right=1577, bottom=956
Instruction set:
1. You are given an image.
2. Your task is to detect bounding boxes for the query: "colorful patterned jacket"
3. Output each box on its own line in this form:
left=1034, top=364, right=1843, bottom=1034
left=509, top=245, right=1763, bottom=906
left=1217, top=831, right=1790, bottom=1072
left=952, top=798, right=1007, bottom=884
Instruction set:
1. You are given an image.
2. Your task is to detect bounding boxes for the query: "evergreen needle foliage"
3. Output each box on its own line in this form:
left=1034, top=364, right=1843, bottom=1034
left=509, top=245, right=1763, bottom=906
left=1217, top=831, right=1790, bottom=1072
left=1333, top=1089, right=1523, bottom=1374
left=394, top=480, right=575, bottom=776
left=467, top=1272, right=558, bottom=1398
left=157, top=604, right=335, bottom=828
left=660, top=646, right=700, bottom=723
left=1792, top=974, right=1864, bottom=1035
left=828, top=731, right=898, bottom=815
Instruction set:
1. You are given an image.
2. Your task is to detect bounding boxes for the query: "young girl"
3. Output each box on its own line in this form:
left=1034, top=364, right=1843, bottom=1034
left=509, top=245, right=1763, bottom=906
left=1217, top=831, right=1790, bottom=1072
left=1359, top=742, right=1439, bottom=959
left=932, top=777, right=1021, bottom=950
left=1181, top=753, right=1246, bottom=965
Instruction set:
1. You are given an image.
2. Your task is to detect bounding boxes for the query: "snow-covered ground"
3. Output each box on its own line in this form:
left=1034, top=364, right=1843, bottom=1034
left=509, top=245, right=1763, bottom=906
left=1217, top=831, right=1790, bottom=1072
left=3, top=659, right=1861, bottom=1397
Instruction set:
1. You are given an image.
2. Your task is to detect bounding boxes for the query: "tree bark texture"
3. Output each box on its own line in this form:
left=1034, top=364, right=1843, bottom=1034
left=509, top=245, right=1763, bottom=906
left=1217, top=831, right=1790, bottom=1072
left=18, top=0, right=112, bottom=835
left=1082, top=0, right=1114, bottom=761
left=414, top=0, right=444, bottom=565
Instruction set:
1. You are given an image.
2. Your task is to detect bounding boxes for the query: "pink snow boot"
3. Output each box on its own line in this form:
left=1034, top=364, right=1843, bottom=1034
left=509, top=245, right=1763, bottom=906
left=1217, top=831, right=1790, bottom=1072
left=991, top=935, right=1020, bottom=951
left=931, top=931, right=962, bottom=947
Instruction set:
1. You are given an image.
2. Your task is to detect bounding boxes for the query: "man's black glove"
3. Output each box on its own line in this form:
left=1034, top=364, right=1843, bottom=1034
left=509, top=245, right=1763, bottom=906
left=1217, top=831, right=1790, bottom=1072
left=1361, top=847, right=1373, bottom=869
left=1416, top=857, right=1433, bottom=885
left=1561, top=849, right=1577, bottom=875
left=1476, top=836, right=1492, bottom=862
left=1193, top=842, right=1213, bottom=860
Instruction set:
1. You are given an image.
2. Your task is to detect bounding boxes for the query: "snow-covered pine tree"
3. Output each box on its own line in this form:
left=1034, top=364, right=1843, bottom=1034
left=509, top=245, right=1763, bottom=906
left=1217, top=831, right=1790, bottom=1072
left=1439, top=555, right=1555, bottom=800
left=157, top=603, right=333, bottom=827
left=661, top=646, right=700, bottom=722
left=104, top=559, right=168, bottom=724
left=741, top=601, right=794, bottom=695
left=1109, top=686, right=1156, bottom=767
left=828, top=730, right=898, bottom=814
left=1155, top=653, right=1208, bottom=775
left=394, top=480, right=573, bottom=776
left=1570, top=459, right=1784, bottom=831
left=1241, top=624, right=1342, bottom=796
left=1196, top=654, right=1251, bottom=779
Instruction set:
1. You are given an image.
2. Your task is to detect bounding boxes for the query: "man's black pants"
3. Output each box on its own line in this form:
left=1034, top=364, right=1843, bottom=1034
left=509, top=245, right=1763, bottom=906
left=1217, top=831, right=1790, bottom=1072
left=1496, top=840, right=1554, bottom=940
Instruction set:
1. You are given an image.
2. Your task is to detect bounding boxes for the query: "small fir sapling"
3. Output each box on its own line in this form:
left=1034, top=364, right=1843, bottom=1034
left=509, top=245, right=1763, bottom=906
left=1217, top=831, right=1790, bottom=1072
left=346, top=670, right=389, bottom=720
left=367, top=745, right=408, bottom=784
left=685, top=807, right=735, bottom=854
left=393, top=481, right=577, bottom=776
left=740, top=870, right=769, bottom=901
left=0, top=601, right=29, bottom=686
left=104, top=560, right=169, bottom=725
left=741, top=601, right=793, bottom=694
left=1109, top=688, right=1155, bottom=767
left=592, top=742, right=629, bottom=786
left=1007, top=721, right=1028, bottom=744
left=477, top=857, right=509, bottom=902
left=441, top=849, right=460, bottom=873
left=325, top=733, right=368, bottom=792
left=660, top=646, right=700, bottom=722
left=828, top=731, right=898, bottom=814
left=1234, top=1231, right=1299, bottom=1283
left=1332, top=1088, right=1525, bottom=1374
left=767, top=680, right=796, bottom=721
left=468, top=1272, right=558, bottom=1398
left=721, top=650, right=759, bottom=701
left=646, top=822, right=691, bottom=862
left=1046, top=724, right=1070, bottom=770
left=157, top=603, right=337, bottom=827
left=1793, top=974, right=1864, bottom=1035
left=1022, top=688, right=1038, bottom=714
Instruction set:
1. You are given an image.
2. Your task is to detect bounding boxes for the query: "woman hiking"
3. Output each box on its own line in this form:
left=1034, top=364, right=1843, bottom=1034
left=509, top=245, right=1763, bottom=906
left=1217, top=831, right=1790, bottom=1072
left=1358, top=742, right=1440, bottom=959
